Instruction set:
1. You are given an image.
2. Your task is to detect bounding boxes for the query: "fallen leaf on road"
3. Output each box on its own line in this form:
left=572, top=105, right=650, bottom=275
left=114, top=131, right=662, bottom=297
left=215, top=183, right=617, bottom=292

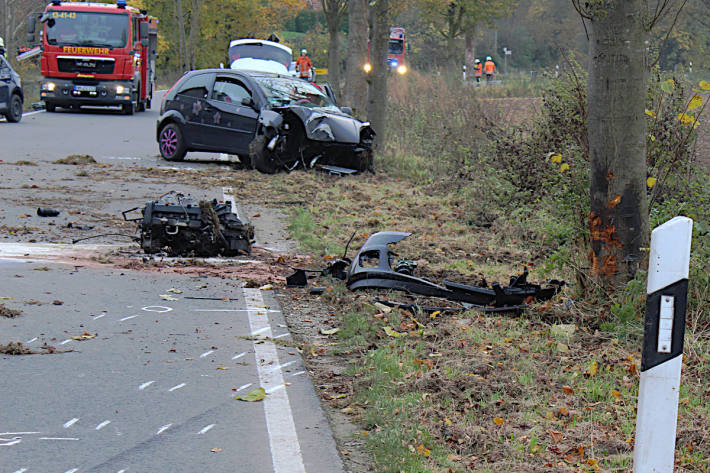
left=53, top=300, right=64, bottom=305
left=235, top=387, right=266, bottom=402
left=259, top=284, right=273, bottom=290
left=320, top=327, right=340, bottom=335
left=216, top=366, right=228, bottom=370
left=71, top=333, right=97, bottom=341
left=167, top=288, right=183, bottom=294
left=159, top=294, right=178, bottom=301
left=210, top=448, right=223, bottom=453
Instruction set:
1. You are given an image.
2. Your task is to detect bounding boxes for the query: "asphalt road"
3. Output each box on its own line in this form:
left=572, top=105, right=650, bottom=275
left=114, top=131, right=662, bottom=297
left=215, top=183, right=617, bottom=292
left=0, top=98, right=345, bottom=472
left=0, top=91, right=234, bottom=168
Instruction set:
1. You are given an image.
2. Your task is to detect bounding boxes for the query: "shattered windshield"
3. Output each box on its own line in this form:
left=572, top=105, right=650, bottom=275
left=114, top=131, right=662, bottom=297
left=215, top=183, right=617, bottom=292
left=45, top=11, right=129, bottom=49
left=254, top=76, right=339, bottom=111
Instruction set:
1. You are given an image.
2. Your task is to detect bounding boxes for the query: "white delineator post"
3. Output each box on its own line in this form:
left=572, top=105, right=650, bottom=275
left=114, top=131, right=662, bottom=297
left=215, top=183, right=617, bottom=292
left=634, top=216, right=693, bottom=473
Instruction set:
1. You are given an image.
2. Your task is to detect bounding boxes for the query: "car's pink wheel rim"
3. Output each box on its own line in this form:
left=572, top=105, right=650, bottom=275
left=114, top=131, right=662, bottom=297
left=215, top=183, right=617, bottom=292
left=160, top=128, right=178, bottom=156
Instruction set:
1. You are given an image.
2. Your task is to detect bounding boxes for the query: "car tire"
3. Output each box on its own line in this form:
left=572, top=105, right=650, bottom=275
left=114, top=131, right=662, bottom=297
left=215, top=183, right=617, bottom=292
left=159, top=123, right=187, bottom=161
left=238, top=154, right=254, bottom=170
left=137, top=100, right=146, bottom=112
left=249, top=135, right=278, bottom=174
left=45, top=102, right=56, bottom=113
left=6, top=94, right=23, bottom=123
left=122, top=102, right=134, bottom=115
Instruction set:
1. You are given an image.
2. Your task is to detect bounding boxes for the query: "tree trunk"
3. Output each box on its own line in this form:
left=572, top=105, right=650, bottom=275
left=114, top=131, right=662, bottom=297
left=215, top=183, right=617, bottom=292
left=175, top=0, right=187, bottom=71
left=587, top=0, right=650, bottom=287
left=188, top=0, right=201, bottom=69
left=464, top=26, right=477, bottom=75
left=367, top=0, right=389, bottom=150
left=344, top=0, right=368, bottom=116
left=327, top=20, right=340, bottom=97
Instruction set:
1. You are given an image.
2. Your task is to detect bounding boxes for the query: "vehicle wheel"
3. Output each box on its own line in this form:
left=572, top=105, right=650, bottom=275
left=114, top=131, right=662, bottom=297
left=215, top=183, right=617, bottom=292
left=45, top=102, right=56, bottom=113
left=249, top=135, right=278, bottom=174
left=6, top=95, right=23, bottom=123
left=238, top=154, right=254, bottom=170
left=137, top=99, right=146, bottom=112
left=146, top=97, right=152, bottom=110
left=122, top=102, right=134, bottom=115
left=159, top=123, right=187, bottom=161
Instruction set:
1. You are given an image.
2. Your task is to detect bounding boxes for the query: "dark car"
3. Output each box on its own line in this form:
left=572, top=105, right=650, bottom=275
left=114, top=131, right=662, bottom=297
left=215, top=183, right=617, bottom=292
left=156, top=69, right=374, bottom=173
left=0, top=55, right=23, bottom=123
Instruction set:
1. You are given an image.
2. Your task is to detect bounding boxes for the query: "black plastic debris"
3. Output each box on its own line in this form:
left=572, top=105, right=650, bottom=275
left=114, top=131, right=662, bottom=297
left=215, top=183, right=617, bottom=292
left=37, top=208, right=60, bottom=217
left=287, top=231, right=565, bottom=309
left=123, top=194, right=254, bottom=257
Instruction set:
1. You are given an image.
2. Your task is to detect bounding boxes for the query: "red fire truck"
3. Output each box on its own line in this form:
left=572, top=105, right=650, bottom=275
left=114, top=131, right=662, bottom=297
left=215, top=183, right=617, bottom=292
left=27, top=1, right=158, bottom=114
left=364, top=26, right=407, bottom=75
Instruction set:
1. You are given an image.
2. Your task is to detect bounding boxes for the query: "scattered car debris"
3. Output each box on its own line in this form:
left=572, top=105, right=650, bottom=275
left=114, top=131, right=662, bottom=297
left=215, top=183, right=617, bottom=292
left=287, top=231, right=564, bottom=309
left=53, top=154, right=96, bottom=165
left=37, top=208, right=60, bottom=217
left=0, top=341, right=72, bottom=355
left=123, top=193, right=255, bottom=257
left=0, top=303, right=21, bottom=318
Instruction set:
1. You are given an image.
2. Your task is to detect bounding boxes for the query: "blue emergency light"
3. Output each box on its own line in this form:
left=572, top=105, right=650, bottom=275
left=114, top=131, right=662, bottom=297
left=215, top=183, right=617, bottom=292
left=390, top=60, right=398, bottom=68
left=117, top=0, right=127, bottom=8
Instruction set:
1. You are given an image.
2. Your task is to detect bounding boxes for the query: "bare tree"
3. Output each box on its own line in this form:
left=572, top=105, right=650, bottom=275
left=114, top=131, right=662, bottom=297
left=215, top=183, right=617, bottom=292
left=175, top=0, right=188, bottom=71
left=344, top=0, right=368, bottom=115
left=367, top=0, right=390, bottom=150
left=572, top=0, right=688, bottom=287
left=321, top=0, right=347, bottom=95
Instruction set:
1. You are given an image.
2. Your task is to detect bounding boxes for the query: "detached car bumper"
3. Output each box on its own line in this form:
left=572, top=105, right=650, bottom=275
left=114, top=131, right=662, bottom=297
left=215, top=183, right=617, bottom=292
left=40, top=78, right=134, bottom=106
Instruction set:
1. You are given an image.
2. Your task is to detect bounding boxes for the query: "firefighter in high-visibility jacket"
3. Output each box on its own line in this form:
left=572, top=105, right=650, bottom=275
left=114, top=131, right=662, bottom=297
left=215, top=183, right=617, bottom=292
left=296, top=49, right=313, bottom=80
left=483, top=56, right=496, bottom=82
left=473, top=59, right=483, bottom=84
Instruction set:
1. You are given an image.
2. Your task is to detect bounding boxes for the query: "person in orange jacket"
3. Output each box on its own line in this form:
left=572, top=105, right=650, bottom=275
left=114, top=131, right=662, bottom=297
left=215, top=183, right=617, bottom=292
left=296, top=49, right=313, bottom=80
left=483, top=56, right=496, bottom=82
left=473, top=58, right=483, bottom=84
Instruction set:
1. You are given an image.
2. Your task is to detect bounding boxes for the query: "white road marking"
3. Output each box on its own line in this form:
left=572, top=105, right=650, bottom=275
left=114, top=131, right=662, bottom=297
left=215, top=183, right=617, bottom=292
left=95, top=420, right=111, bottom=430
left=236, top=383, right=252, bottom=392
left=64, top=468, right=79, bottom=473
left=199, top=350, right=214, bottom=358
left=23, top=110, right=44, bottom=117
left=12, top=468, right=27, bottom=473
left=25, top=337, right=38, bottom=344
left=138, top=381, right=155, bottom=390
left=193, top=309, right=281, bottom=313
left=0, top=432, right=40, bottom=435
left=251, top=326, right=270, bottom=336
left=0, top=439, right=21, bottom=446
left=266, top=384, right=286, bottom=394
left=59, top=339, right=72, bottom=345
left=232, top=352, right=246, bottom=360
left=119, top=314, right=138, bottom=321
left=291, top=371, right=306, bottom=377
left=117, top=470, right=126, bottom=473
left=156, top=424, right=172, bottom=435
left=198, top=424, right=215, bottom=434
left=63, top=418, right=79, bottom=428
left=266, top=360, right=297, bottom=373
left=40, top=437, right=79, bottom=441
left=168, top=383, right=186, bottom=392
left=272, top=333, right=290, bottom=339
left=244, top=288, right=306, bottom=473
left=93, top=314, right=106, bottom=320
left=142, top=306, right=172, bottom=313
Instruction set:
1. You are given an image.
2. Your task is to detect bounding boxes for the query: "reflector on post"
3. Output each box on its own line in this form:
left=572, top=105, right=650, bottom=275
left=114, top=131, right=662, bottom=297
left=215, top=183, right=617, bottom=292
left=633, top=216, right=693, bottom=473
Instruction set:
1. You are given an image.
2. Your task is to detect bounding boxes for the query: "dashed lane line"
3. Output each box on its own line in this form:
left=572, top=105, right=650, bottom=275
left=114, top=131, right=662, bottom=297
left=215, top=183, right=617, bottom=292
left=197, top=424, right=215, bottom=435
left=244, top=287, right=306, bottom=473
left=63, top=418, right=79, bottom=428
left=138, top=380, right=155, bottom=390
left=168, top=383, right=186, bottom=392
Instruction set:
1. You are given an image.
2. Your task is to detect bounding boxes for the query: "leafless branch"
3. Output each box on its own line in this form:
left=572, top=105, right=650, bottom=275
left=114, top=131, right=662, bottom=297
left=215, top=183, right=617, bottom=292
left=649, top=0, right=689, bottom=68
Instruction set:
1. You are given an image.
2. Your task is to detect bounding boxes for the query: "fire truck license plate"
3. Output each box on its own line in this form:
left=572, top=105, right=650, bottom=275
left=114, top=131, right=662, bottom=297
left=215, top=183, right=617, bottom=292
left=74, top=85, right=96, bottom=92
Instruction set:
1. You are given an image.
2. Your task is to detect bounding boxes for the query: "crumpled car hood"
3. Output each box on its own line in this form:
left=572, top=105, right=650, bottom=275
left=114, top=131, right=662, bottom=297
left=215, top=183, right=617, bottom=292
left=284, top=106, right=366, bottom=144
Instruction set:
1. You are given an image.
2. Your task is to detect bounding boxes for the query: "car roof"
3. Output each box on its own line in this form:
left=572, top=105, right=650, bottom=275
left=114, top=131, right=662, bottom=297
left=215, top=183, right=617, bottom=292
left=183, top=69, right=291, bottom=79
left=228, top=39, right=292, bottom=55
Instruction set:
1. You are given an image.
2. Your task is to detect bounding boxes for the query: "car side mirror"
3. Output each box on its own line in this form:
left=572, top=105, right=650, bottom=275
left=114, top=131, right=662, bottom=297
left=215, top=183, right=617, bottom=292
left=139, top=21, right=149, bottom=40
left=340, top=106, right=353, bottom=115
left=241, top=97, right=256, bottom=109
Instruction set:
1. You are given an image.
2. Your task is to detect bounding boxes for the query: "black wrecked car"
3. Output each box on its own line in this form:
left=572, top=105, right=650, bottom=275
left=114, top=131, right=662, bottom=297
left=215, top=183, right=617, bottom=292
left=156, top=69, right=374, bottom=173
left=0, top=55, right=23, bottom=123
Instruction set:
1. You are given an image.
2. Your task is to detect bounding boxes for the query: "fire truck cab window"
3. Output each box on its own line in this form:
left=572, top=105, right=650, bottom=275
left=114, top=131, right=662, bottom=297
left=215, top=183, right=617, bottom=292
left=176, top=74, right=212, bottom=99
left=45, top=12, right=129, bottom=49
left=211, top=78, right=250, bottom=104
left=388, top=40, right=403, bottom=55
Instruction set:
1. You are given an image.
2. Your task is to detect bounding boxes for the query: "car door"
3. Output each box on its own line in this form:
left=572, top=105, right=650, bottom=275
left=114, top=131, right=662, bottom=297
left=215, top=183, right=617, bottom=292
left=171, top=72, right=215, bottom=148
left=202, top=75, right=259, bottom=154
left=0, top=57, right=11, bottom=111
